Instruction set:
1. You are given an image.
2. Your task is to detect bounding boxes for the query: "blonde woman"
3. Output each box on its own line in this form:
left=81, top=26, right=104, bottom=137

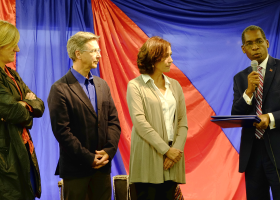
left=127, top=36, right=188, bottom=200
left=0, top=20, right=44, bottom=200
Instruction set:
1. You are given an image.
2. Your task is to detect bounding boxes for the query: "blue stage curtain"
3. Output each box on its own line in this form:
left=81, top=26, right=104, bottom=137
left=13, top=0, right=280, bottom=199
left=16, top=0, right=125, bottom=199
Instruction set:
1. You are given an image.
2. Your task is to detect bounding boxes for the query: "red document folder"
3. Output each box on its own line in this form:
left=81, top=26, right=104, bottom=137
left=211, top=115, right=261, bottom=128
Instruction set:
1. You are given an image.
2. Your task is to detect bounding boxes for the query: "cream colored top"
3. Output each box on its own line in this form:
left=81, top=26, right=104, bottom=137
left=127, top=75, right=188, bottom=184
left=141, top=74, right=176, bottom=141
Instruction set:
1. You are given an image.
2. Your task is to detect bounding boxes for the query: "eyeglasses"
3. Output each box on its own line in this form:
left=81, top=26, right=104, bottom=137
left=243, top=40, right=264, bottom=48
left=81, top=49, right=101, bottom=54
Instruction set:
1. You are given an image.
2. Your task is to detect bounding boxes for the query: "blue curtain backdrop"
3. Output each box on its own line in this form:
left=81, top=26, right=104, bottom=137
left=111, top=0, right=280, bottom=152
left=12, top=0, right=280, bottom=199
left=16, top=0, right=125, bottom=199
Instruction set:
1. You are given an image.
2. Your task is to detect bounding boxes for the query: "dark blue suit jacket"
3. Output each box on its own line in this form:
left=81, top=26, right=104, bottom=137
left=232, top=56, right=280, bottom=173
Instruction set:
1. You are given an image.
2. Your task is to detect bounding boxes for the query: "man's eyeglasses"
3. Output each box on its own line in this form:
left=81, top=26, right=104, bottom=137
left=81, top=49, right=101, bottom=54
left=243, top=40, right=264, bottom=48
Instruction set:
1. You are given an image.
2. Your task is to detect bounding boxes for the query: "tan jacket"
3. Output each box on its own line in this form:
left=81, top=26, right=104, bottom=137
left=127, top=75, right=188, bottom=184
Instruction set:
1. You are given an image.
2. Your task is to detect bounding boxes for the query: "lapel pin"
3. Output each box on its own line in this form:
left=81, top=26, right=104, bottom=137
left=270, top=68, right=273, bottom=72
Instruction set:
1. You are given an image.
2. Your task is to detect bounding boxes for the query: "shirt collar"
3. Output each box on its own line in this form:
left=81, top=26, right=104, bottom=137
left=71, top=67, right=93, bottom=84
left=259, top=54, right=269, bottom=70
left=141, top=74, right=152, bottom=83
left=141, top=74, right=170, bottom=85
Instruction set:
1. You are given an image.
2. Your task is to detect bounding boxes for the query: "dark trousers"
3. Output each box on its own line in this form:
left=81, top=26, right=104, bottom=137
left=245, top=137, right=280, bottom=200
left=63, top=171, right=111, bottom=200
left=134, top=181, right=177, bottom=200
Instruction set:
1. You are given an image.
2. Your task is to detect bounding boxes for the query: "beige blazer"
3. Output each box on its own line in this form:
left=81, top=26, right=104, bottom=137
left=127, top=75, right=188, bottom=184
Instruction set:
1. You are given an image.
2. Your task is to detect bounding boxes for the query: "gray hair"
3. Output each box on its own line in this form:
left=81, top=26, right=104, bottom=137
left=67, top=31, right=100, bottom=61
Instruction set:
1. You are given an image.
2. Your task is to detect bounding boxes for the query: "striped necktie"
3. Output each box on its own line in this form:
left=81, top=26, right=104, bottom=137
left=255, top=66, right=264, bottom=139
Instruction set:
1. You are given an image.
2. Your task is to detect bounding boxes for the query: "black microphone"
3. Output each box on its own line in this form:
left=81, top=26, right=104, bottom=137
left=251, top=60, right=258, bottom=72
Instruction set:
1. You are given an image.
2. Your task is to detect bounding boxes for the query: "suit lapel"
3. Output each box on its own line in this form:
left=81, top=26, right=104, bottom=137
left=66, top=70, right=97, bottom=118
left=93, top=77, right=101, bottom=121
left=263, top=56, right=276, bottom=103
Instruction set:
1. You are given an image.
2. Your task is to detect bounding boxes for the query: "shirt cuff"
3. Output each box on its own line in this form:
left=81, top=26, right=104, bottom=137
left=268, top=113, right=276, bottom=129
left=243, top=90, right=253, bottom=105
left=163, top=146, right=170, bottom=155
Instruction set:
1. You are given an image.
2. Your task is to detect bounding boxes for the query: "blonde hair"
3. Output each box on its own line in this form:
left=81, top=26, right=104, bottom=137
left=0, top=20, right=20, bottom=48
left=67, top=31, right=100, bottom=61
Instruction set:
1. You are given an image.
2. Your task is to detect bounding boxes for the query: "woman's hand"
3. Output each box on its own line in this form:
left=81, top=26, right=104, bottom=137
left=164, top=157, right=175, bottom=170
left=25, top=92, right=36, bottom=100
left=18, top=92, right=36, bottom=108
left=165, top=147, right=182, bottom=163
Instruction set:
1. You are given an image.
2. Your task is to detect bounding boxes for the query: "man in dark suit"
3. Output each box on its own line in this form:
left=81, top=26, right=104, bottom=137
left=48, top=32, right=121, bottom=200
left=232, top=25, right=280, bottom=199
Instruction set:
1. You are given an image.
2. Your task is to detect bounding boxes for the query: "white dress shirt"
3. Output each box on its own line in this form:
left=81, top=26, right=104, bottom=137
left=142, top=74, right=176, bottom=141
left=243, top=55, right=275, bottom=129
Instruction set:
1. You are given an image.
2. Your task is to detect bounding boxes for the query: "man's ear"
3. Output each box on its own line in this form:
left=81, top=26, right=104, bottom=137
left=266, top=39, right=269, bottom=48
left=241, top=45, right=246, bottom=54
left=75, top=50, right=82, bottom=60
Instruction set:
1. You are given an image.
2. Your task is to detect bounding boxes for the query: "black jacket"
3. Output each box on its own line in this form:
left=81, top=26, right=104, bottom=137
left=48, top=70, right=121, bottom=178
left=0, top=66, right=44, bottom=200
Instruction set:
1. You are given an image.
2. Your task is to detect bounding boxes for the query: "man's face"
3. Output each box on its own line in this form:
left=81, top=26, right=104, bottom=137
left=80, top=40, right=101, bottom=69
left=0, top=44, right=20, bottom=67
left=241, top=30, right=269, bottom=64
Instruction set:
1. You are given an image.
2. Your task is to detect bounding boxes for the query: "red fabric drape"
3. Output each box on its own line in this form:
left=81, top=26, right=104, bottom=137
left=91, top=0, right=246, bottom=199
left=0, top=0, right=16, bottom=70
left=92, top=0, right=147, bottom=171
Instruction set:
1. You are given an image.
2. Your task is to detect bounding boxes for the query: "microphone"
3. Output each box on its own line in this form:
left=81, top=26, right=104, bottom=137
left=251, top=60, right=258, bottom=93
left=251, top=60, right=258, bottom=72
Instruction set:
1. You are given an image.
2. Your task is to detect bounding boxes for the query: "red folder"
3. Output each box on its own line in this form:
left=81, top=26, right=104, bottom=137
left=211, top=115, right=261, bottom=128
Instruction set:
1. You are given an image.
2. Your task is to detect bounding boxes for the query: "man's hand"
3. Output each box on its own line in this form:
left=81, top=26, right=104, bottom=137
left=253, top=114, right=270, bottom=130
left=91, top=154, right=103, bottom=168
left=92, top=150, right=109, bottom=169
left=246, top=71, right=259, bottom=98
left=25, top=92, right=36, bottom=100
left=165, top=147, right=182, bottom=163
left=163, top=157, right=175, bottom=170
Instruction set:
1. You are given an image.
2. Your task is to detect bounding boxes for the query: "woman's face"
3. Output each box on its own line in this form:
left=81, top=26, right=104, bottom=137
left=0, top=44, right=20, bottom=67
left=153, top=46, right=173, bottom=74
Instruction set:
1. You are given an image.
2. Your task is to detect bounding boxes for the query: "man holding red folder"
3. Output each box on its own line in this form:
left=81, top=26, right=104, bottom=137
left=232, top=25, right=280, bottom=200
